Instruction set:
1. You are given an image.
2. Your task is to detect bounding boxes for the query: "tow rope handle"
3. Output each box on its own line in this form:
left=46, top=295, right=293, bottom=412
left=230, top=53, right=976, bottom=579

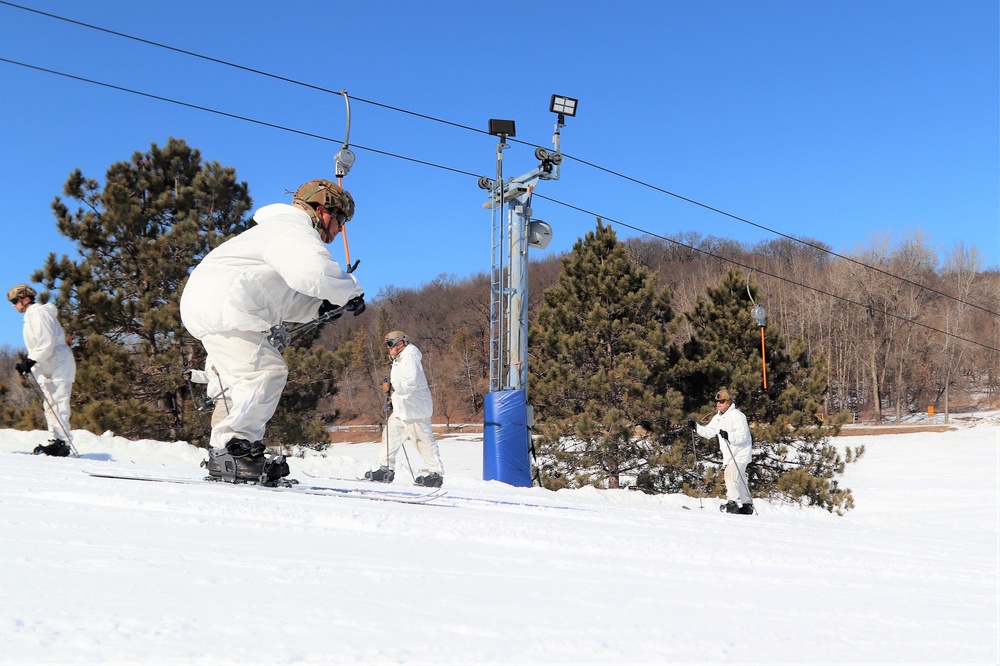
left=335, top=89, right=359, bottom=274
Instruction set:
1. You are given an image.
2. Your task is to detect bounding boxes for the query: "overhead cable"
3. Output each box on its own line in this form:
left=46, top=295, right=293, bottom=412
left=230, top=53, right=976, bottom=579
left=2, top=0, right=994, bottom=318
left=0, top=56, right=996, bottom=354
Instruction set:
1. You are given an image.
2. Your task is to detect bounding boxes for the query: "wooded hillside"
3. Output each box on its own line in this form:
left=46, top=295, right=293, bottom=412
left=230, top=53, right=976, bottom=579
left=319, top=227, right=999, bottom=427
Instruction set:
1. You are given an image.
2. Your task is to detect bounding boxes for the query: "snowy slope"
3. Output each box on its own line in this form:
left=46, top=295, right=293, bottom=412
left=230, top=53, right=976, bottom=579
left=1, top=421, right=997, bottom=665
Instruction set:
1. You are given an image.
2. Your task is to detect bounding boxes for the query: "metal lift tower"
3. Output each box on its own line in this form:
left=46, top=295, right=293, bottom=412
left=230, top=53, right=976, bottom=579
left=479, top=95, right=577, bottom=486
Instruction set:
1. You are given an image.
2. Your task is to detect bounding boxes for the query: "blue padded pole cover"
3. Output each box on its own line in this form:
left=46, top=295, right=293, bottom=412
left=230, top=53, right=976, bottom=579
left=483, top=389, right=532, bottom=487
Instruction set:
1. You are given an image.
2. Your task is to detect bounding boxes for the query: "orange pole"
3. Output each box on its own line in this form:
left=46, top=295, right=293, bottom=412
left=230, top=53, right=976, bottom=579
left=760, top=326, right=768, bottom=389
left=338, top=176, right=351, bottom=266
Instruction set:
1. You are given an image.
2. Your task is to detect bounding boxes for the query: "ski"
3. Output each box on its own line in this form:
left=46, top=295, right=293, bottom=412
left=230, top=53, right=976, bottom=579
left=303, top=471, right=589, bottom=512
left=300, top=470, right=448, bottom=498
left=83, top=470, right=447, bottom=505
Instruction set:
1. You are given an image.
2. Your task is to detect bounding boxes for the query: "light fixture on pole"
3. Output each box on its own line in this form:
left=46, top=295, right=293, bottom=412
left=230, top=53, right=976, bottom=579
left=482, top=95, right=577, bottom=488
left=549, top=94, right=578, bottom=122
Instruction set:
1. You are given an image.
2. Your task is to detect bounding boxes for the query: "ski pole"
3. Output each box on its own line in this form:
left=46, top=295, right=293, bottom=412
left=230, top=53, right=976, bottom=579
left=209, top=365, right=231, bottom=416
left=382, top=376, right=415, bottom=482
left=267, top=297, right=363, bottom=352
left=382, top=377, right=391, bottom=472
left=720, top=433, right=756, bottom=515
left=25, top=370, right=80, bottom=457
left=690, top=427, right=704, bottom=510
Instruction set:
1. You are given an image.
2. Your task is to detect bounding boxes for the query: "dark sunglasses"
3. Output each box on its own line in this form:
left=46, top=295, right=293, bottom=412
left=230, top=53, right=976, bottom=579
left=386, top=339, right=402, bottom=348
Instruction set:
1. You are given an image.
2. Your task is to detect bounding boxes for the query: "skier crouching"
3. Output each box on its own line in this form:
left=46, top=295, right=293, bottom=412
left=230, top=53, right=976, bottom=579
left=180, top=179, right=364, bottom=484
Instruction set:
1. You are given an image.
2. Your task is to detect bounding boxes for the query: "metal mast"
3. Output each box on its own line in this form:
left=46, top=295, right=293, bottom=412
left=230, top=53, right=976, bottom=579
left=479, top=96, right=576, bottom=486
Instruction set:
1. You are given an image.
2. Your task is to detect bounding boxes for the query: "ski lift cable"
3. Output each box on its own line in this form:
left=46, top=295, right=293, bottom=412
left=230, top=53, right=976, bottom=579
left=0, top=58, right=995, bottom=354
left=1, top=0, right=993, bottom=318
left=531, top=192, right=1000, bottom=356
left=0, top=57, right=483, bottom=179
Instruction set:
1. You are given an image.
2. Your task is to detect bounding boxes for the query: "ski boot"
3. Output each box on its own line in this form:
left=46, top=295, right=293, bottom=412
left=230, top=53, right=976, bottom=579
left=720, top=500, right=741, bottom=514
left=738, top=502, right=754, bottom=515
left=203, top=438, right=290, bottom=486
left=415, top=472, right=443, bottom=488
left=364, top=466, right=395, bottom=483
left=33, top=438, right=71, bottom=457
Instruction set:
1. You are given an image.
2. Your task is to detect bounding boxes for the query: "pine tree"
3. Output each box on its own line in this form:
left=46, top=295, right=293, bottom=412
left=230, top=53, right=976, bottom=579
left=528, top=220, right=684, bottom=489
left=32, top=138, right=254, bottom=442
left=670, top=269, right=863, bottom=513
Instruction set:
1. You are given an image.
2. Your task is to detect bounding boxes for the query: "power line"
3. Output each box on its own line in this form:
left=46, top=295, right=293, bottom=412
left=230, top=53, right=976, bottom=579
left=0, top=57, right=996, bottom=354
left=2, top=0, right=994, bottom=319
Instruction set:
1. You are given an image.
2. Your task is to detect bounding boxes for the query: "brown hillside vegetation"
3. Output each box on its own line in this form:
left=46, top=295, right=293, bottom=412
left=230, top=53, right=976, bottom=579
left=316, top=229, right=998, bottom=429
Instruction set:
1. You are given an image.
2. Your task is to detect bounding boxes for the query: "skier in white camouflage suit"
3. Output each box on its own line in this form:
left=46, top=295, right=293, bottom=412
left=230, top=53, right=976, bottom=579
left=690, top=388, right=753, bottom=514
left=365, top=330, right=444, bottom=487
left=180, top=178, right=365, bottom=483
left=8, top=284, right=75, bottom=457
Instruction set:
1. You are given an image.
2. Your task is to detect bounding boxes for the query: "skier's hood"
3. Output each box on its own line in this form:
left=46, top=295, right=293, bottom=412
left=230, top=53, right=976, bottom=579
left=252, top=203, right=316, bottom=234
left=400, top=342, right=422, bottom=363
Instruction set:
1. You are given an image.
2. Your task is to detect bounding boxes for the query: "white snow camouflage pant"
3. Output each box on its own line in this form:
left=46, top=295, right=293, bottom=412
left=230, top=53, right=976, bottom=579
left=379, top=413, right=444, bottom=474
left=197, top=330, right=287, bottom=450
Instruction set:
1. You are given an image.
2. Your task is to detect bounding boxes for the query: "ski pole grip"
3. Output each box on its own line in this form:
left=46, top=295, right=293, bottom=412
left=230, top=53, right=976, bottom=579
left=267, top=324, right=291, bottom=352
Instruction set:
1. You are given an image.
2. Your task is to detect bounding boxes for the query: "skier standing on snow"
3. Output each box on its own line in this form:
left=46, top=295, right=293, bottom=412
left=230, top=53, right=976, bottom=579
left=8, top=284, right=75, bottom=457
left=180, top=179, right=365, bottom=484
left=365, top=330, right=444, bottom=487
left=690, top=388, right=753, bottom=514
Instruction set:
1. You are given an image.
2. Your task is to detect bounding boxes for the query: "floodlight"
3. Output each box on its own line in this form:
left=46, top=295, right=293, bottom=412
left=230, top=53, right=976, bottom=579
left=488, top=119, right=516, bottom=137
left=549, top=94, right=578, bottom=118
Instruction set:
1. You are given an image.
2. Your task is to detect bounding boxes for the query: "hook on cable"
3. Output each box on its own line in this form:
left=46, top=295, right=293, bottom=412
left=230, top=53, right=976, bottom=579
left=746, top=268, right=757, bottom=306
left=335, top=89, right=355, bottom=179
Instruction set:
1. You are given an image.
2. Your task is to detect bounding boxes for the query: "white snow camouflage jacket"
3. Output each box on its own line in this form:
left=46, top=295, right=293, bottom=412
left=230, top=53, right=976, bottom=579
left=696, top=403, right=752, bottom=466
left=23, top=302, right=76, bottom=382
left=180, top=203, right=363, bottom=338
left=389, top=343, right=433, bottom=421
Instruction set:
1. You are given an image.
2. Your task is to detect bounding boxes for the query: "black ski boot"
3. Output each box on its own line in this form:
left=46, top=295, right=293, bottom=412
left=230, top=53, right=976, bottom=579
left=33, top=439, right=71, bottom=457
left=738, top=502, right=754, bottom=515
left=415, top=472, right=443, bottom=488
left=203, top=438, right=290, bottom=485
left=720, top=500, right=741, bottom=514
left=364, top=466, right=395, bottom=483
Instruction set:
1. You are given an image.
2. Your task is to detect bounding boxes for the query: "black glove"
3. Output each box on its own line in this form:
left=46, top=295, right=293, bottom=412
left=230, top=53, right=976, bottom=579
left=346, top=294, right=365, bottom=316
left=718, top=429, right=729, bottom=440
left=318, top=300, right=343, bottom=321
left=15, top=358, right=35, bottom=376
left=182, top=369, right=192, bottom=381
left=687, top=419, right=696, bottom=431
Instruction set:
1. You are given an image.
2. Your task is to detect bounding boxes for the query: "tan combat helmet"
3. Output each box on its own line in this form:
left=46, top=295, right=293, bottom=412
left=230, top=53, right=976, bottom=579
left=291, top=178, right=355, bottom=232
left=385, top=330, right=409, bottom=348
left=7, top=284, right=36, bottom=303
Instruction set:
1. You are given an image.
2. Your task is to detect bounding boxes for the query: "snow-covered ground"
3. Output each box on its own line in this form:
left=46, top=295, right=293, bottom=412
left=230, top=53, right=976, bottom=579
left=2, top=418, right=997, bottom=665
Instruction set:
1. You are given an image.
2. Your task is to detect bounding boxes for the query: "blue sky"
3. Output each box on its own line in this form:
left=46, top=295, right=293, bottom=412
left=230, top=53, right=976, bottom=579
left=1, top=0, right=997, bottom=350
